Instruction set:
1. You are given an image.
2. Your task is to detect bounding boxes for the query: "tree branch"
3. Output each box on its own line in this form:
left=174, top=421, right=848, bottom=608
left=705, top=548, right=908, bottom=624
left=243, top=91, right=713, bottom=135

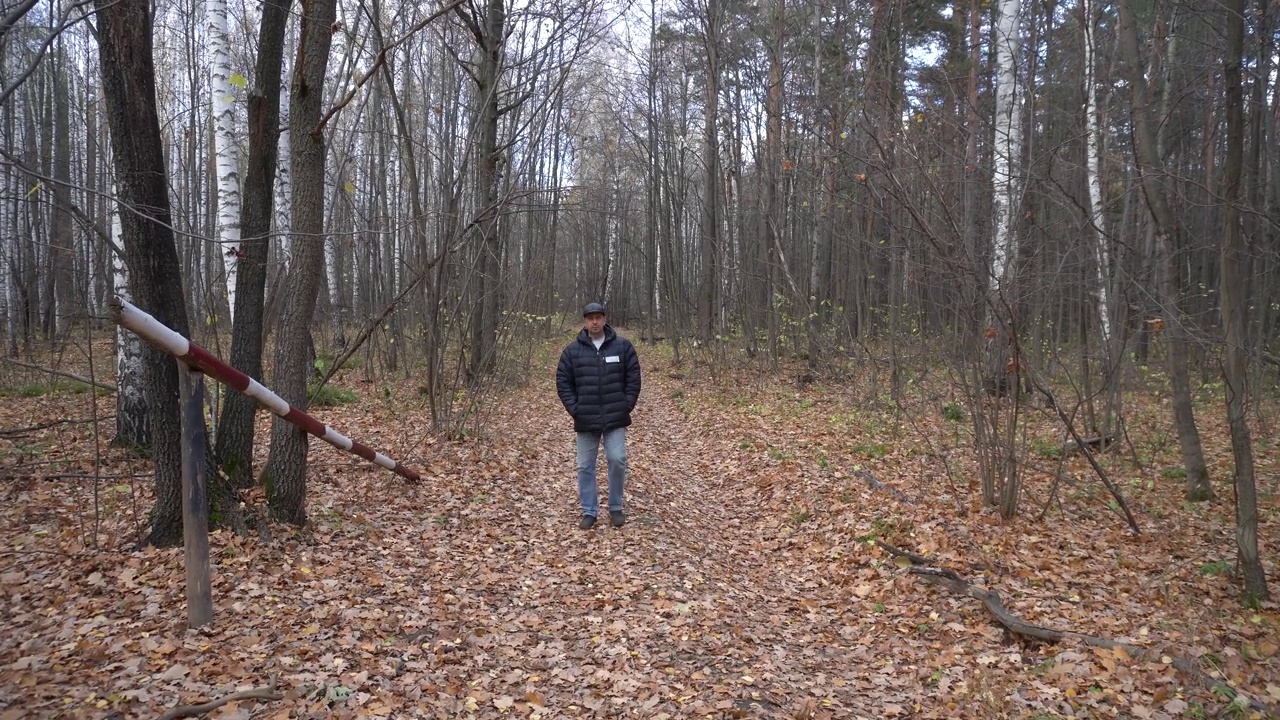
left=155, top=678, right=282, bottom=720
left=3, top=358, right=117, bottom=393
left=881, top=540, right=1279, bottom=717
left=314, top=0, right=464, bottom=136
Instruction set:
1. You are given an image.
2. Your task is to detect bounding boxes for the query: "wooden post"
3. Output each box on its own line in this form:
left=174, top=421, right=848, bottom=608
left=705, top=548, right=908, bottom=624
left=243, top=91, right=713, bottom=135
left=179, top=363, right=213, bottom=628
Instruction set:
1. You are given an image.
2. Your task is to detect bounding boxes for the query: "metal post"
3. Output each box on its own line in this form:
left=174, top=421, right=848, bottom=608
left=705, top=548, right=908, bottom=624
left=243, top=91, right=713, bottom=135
left=179, top=363, right=213, bottom=628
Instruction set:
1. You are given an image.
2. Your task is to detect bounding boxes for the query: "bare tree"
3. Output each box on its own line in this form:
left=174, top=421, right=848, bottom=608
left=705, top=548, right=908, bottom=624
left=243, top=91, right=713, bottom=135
left=1218, top=0, right=1267, bottom=602
left=215, top=0, right=291, bottom=487
left=262, top=0, right=338, bottom=525
left=95, top=0, right=193, bottom=546
left=1117, top=0, right=1211, bottom=502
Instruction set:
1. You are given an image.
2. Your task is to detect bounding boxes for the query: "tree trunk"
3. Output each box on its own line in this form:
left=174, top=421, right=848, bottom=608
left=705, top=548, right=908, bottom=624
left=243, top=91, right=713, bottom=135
left=209, top=0, right=241, bottom=322
left=699, top=0, right=722, bottom=342
left=1117, top=0, right=1211, bottom=501
left=111, top=209, right=150, bottom=454
left=763, top=0, right=784, bottom=365
left=990, top=0, right=1022, bottom=311
left=215, top=0, right=291, bottom=488
left=1219, top=0, right=1268, bottom=602
left=50, top=43, right=74, bottom=338
left=466, top=0, right=506, bottom=380
left=1082, top=0, right=1112, bottom=359
left=262, top=0, right=338, bottom=526
left=95, top=0, right=192, bottom=547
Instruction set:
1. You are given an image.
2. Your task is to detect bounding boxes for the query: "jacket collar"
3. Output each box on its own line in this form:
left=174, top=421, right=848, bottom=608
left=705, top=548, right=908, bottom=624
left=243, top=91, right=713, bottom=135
left=578, top=324, right=616, bottom=346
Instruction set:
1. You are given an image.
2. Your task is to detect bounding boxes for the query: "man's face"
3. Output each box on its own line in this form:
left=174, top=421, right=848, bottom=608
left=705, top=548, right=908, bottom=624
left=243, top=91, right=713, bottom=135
left=584, top=313, right=606, bottom=336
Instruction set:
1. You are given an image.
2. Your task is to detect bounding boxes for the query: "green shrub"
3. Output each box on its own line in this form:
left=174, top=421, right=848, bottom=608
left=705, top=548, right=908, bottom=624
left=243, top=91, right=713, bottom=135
left=308, top=384, right=358, bottom=407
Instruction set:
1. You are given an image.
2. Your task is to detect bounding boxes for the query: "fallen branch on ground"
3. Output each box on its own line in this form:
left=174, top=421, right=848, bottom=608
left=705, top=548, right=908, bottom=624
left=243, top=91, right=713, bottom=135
left=852, top=468, right=912, bottom=504
left=1063, top=434, right=1116, bottom=455
left=2, top=358, right=117, bottom=393
left=155, top=677, right=282, bottom=720
left=0, top=415, right=115, bottom=438
left=879, top=541, right=1278, bottom=717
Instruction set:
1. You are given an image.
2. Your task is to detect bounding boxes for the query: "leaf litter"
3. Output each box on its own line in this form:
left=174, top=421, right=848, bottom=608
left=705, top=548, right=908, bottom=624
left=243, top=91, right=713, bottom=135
left=1, top=346, right=1278, bottom=719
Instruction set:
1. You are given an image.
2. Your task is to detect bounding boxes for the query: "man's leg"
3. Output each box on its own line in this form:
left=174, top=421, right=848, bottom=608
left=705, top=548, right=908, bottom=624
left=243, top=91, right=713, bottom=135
left=575, top=432, right=602, bottom=518
left=602, top=427, right=628, bottom=514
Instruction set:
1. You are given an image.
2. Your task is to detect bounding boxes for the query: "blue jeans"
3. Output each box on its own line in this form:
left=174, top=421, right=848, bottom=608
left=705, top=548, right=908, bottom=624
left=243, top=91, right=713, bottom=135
left=576, top=428, right=627, bottom=517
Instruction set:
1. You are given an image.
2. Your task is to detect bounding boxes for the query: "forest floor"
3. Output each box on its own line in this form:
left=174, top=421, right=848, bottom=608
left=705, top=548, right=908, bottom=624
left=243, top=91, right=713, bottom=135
left=2, top=336, right=1280, bottom=719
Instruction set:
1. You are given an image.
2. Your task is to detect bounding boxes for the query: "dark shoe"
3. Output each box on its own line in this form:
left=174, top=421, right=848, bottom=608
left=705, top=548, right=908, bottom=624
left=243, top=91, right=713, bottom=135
left=580, top=514, right=597, bottom=529
left=610, top=510, right=625, bottom=527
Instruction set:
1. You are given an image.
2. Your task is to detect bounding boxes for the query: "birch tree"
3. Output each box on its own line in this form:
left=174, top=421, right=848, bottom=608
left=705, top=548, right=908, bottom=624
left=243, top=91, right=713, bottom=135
left=215, top=0, right=291, bottom=487
left=985, top=0, right=1024, bottom=519
left=209, top=0, right=241, bottom=319
left=989, top=0, right=1022, bottom=311
left=1082, top=0, right=1110, bottom=355
left=111, top=197, right=149, bottom=452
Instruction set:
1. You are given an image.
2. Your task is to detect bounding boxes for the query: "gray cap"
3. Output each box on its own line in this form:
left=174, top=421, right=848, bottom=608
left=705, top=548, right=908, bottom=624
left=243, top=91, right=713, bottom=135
left=582, top=302, right=606, bottom=316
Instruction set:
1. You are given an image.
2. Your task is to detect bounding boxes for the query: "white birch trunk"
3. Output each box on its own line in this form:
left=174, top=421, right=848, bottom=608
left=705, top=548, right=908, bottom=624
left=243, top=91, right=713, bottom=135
left=324, top=172, right=339, bottom=319
left=208, top=0, right=241, bottom=320
left=112, top=196, right=149, bottom=448
left=2, top=164, right=15, bottom=355
left=990, top=0, right=1024, bottom=301
left=1082, top=0, right=1112, bottom=349
left=603, top=169, right=619, bottom=306
left=275, top=82, right=293, bottom=263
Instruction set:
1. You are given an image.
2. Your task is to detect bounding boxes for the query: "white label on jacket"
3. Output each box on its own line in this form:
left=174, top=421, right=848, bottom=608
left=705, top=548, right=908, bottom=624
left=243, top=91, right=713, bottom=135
left=605, top=355, right=621, bottom=363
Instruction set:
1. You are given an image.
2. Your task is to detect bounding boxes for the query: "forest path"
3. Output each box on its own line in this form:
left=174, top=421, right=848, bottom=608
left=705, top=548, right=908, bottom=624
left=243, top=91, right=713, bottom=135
left=398, top=360, right=922, bottom=718
left=0, top=353, right=938, bottom=720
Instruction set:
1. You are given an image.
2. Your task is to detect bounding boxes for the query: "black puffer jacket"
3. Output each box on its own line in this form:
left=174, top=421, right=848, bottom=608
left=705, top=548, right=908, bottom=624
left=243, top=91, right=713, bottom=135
left=556, top=325, right=642, bottom=433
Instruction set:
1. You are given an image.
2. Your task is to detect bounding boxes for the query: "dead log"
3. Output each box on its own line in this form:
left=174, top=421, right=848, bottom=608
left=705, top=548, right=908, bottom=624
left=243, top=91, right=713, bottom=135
left=852, top=469, right=912, bottom=504
left=1063, top=434, right=1116, bottom=455
left=155, top=677, right=282, bottom=720
left=879, top=541, right=1278, bottom=717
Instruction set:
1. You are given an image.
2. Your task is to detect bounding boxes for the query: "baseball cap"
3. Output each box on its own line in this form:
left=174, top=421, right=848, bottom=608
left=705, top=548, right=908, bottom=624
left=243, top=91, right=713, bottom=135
left=582, top=302, right=606, bottom=316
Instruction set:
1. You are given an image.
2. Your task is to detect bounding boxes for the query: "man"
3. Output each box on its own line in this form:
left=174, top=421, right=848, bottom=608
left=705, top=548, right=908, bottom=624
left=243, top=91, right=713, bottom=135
left=556, top=302, right=642, bottom=529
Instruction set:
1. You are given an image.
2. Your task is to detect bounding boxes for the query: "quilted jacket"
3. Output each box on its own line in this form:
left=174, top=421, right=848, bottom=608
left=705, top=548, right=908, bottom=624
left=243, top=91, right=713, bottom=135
left=555, top=326, right=641, bottom=433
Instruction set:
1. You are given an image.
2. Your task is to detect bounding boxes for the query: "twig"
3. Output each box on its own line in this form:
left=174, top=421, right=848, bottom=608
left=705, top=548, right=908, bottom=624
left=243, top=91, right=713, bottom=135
left=1025, top=374, right=1140, bottom=534
left=155, top=677, right=282, bottom=720
left=874, top=539, right=930, bottom=566
left=38, top=472, right=153, bottom=481
left=0, top=415, right=115, bottom=437
left=2, top=358, right=117, bottom=392
left=0, top=548, right=80, bottom=557
left=314, top=0, right=463, bottom=135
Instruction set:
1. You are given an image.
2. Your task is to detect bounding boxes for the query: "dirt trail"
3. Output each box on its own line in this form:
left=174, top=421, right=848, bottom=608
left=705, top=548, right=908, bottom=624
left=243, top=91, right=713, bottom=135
left=433, top=367, right=913, bottom=717
left=0, top=361, right=925, bottom=719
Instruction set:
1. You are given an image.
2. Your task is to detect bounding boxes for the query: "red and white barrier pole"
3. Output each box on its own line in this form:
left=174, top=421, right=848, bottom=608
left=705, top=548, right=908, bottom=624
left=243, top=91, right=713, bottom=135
left=108, top=297, right=420, bottom=483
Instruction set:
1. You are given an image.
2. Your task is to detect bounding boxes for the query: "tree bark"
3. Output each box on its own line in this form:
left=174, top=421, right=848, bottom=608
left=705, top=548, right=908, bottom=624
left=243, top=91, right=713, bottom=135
left=466, top=0, right=506, bottom=380
left=1117, top=0, right=1211, bottom=501
left=209, top=0, right=241, bottom=322
left=263, top=0, right=338, bottom=526
left=1219, top=0, right=1268, bottom=601
left=699, top=0, right=722, bottom=342
left=95, top=0, right=191, bottom=547
left=215, top=0, right=291, bottom=488
left=50, top=43, right=74, bottom=338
